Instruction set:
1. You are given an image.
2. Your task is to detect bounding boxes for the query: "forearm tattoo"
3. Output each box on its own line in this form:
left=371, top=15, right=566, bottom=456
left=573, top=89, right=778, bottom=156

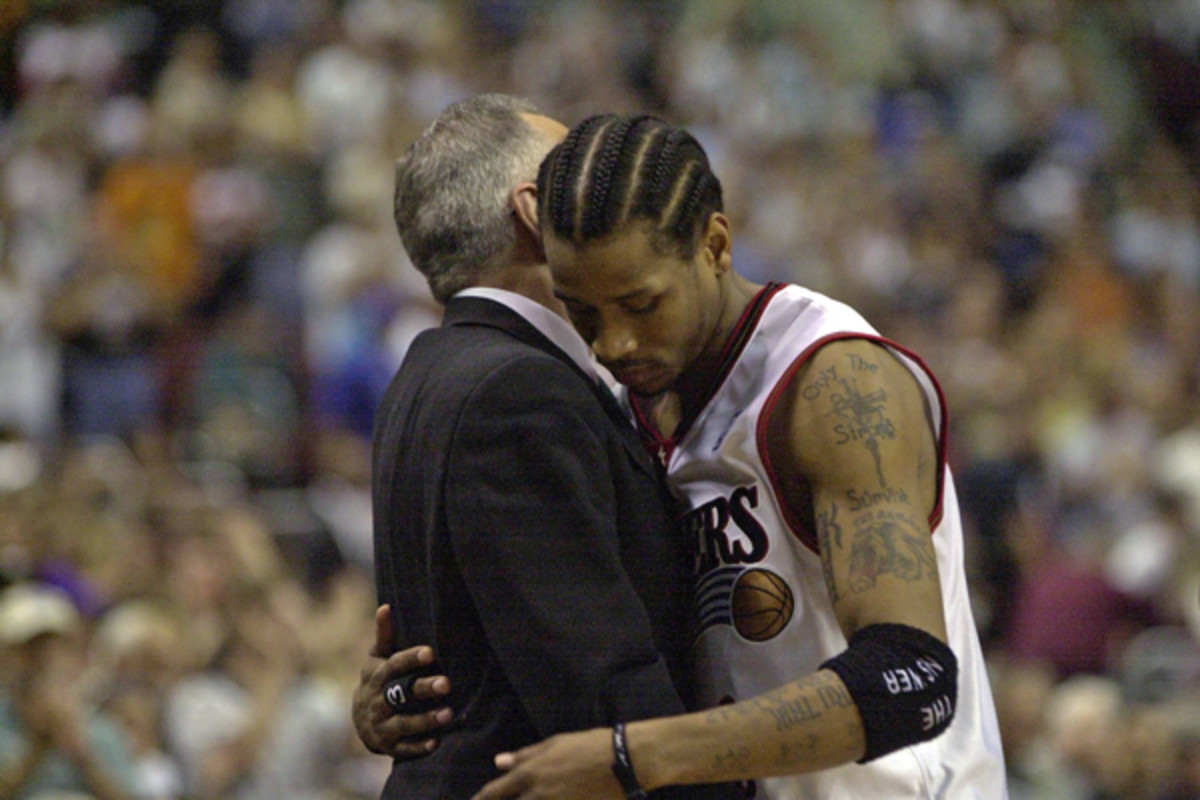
left=702, top=674, right=855, bottom=771
left=714, top=745, right=752, bottom=771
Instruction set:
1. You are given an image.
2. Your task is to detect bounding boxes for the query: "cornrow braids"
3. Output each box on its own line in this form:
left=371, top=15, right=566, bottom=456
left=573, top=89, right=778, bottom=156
left=580, top=115, right=651, bottom=239
left=614, top=121, right=662, bottom=227
left=537, top=114, right=607, bottom=243
left=542, top=141, right=571, bottom=243
left=571, top=117, right=615, bottom=238
left=538, top=115, right=723, bottom=260
left=672, top=161, right=720, bottom=244
left=636, top=126, right=687, bottom=221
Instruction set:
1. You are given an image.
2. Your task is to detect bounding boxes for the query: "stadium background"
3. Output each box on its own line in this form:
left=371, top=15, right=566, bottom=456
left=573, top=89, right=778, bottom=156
left=1, top=0, right=1199, bottom=797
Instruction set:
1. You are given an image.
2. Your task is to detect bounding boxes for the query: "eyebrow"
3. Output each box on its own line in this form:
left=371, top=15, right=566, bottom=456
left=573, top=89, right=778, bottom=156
left=554, top=287, right=652, bottom=305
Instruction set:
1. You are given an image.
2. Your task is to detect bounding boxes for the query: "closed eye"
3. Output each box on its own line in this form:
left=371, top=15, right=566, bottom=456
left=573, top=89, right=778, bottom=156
left=558, top=295, right=594, bottom=317
left=623, top=296, right=660, bottom=315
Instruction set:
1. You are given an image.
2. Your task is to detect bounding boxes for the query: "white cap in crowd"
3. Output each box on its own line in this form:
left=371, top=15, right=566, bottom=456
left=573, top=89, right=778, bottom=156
left=0, top=582, right=81, bottom=646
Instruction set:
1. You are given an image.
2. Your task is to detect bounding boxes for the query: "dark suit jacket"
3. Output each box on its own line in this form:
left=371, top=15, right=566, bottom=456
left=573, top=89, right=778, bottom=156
left=373, top=296, right=720, bottom=799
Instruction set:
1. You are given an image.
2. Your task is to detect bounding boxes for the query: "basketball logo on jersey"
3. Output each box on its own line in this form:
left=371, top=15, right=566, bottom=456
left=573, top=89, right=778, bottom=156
left=684, top=485, right=796, bottom=641
left=695, top=565, right=795, bottom=641
left=731, top=567, right=794, bottom=641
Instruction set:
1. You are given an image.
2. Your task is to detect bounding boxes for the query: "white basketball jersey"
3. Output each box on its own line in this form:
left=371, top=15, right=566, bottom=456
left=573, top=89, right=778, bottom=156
left=628, top=284, right=1007, bottom=800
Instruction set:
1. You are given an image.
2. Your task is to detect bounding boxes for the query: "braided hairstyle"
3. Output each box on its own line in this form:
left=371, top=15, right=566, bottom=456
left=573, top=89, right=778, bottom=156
left=537, top=115, right=723, bottom=260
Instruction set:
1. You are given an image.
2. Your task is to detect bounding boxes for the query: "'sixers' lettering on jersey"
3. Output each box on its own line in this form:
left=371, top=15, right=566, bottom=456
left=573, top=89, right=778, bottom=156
left=684, top=484, right=770, bottom=576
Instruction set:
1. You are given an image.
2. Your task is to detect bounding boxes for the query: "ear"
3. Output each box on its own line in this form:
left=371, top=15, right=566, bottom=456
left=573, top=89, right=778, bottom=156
left=511, top=181, right=541, bottom=244
left=703, top=213, right=733, bottom=275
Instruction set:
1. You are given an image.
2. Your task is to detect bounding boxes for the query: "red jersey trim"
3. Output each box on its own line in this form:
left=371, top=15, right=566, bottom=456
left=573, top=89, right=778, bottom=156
left=756, top=332, right=950, bottom=555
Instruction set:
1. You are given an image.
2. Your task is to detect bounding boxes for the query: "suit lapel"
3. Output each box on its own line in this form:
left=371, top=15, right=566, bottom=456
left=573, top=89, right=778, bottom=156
left=443, top=297, right=661, bottom=480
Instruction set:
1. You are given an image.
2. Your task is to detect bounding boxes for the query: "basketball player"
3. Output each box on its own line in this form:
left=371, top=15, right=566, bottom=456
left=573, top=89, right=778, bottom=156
left=368, top=97, right=731, bottom=800
left=473, top=114, right=1007, bottom=798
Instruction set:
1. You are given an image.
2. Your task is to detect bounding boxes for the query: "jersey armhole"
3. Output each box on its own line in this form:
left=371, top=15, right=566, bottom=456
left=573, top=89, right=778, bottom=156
left=755, top=333, right=950, bottom=555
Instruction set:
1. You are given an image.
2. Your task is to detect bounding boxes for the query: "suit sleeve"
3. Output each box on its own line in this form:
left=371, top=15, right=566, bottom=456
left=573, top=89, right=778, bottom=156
left=444, top=356, right=687, bottom=735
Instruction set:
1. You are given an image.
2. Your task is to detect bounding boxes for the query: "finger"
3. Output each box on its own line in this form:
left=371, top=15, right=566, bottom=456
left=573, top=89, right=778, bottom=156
left=359, top=706, right=444, bottom=757
left=379, top=674, right=452, bottom=717
left=370, top=604, right=395, bottom=658
left=373, top=645, right=437, bottom=689
left=368, top=707, right=451, bottom=760
left=399, top=674, right=452, bottom=703
left=492, top=740, right=550, bottom=772
left=388, top=736, right=441, bottom=761
left=375, top=705, right=453, bottom=740
left=472, top=767, right=528, bottom=800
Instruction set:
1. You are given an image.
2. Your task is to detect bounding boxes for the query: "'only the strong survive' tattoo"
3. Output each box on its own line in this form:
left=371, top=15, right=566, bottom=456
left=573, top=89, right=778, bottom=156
left=800, top=352, right=898, bottom=489
left=828, top=377, right=893, bottom=488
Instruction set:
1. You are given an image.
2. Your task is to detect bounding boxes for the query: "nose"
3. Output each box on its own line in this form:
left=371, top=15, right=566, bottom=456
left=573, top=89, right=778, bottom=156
left=591, top=321, right=637, bottom=363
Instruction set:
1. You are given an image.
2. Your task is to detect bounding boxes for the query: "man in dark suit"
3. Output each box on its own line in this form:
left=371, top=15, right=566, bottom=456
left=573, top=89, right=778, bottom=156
left=370, top=94, right=722, bottom=800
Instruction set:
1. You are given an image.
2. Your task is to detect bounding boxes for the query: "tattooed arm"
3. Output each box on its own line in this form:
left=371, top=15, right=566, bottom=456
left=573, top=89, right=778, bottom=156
left=779, top=337, right=946, bottom=640
left=470, top=339, right=948, bottom=799
left=621, top=339, right=946, bottom=785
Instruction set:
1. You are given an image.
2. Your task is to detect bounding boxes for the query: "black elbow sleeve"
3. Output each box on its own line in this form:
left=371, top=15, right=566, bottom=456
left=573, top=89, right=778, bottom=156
left=819, top=623, right=958, bottom=763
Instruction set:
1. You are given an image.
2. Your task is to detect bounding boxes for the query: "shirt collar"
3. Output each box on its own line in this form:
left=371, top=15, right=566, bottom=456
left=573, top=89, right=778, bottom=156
left=454, top=287, right=609, bottom=387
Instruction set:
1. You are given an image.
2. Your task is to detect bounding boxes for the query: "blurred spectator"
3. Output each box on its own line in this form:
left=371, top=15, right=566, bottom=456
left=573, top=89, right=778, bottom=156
left=0, top=582, right=137, bottom=800
left=305, top=430, right=374, bottom=571
left=0, top=237, right=60, bottom=442
left=293, top=9, right=395, bottom=157
left=163, top=580, right=353, bottom=800
left=299, top=137, right=439, bottom=438
left=1041, top=674, right=1130, bottom=799
left=102, top=680, right=183, bottom=800
left=90, top=600, right=188, bottom=800
left=186, top=302, right=301, bottom=487
left=153, top=26, right=233, bottom=149
left=1004, top=517, right=1159, bottom=677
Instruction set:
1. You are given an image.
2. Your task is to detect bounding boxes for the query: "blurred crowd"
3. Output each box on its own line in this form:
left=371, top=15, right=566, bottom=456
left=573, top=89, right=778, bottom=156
left=1, top=0, right=1199, bottom=798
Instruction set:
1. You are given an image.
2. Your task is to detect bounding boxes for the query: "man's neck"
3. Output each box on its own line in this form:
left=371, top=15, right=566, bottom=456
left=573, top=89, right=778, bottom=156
left=473, top=263, right=568, bottom=321
left=637, top=389, right=682, bottom=441
left=674, top=273, right=762, bottom=420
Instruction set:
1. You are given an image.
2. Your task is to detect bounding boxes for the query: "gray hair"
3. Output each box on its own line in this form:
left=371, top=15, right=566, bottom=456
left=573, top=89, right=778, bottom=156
left=393, top=94, right=556, bottom=303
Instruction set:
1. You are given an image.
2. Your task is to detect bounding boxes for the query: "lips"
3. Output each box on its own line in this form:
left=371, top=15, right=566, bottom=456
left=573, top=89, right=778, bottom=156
left=608, top=362, right=666, bottom=391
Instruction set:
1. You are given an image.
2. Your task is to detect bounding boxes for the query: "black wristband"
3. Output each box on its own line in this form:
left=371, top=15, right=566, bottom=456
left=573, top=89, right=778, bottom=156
left=820, top=622, right=958, bottom=763
left=611, top=723, right=649, bottom=800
